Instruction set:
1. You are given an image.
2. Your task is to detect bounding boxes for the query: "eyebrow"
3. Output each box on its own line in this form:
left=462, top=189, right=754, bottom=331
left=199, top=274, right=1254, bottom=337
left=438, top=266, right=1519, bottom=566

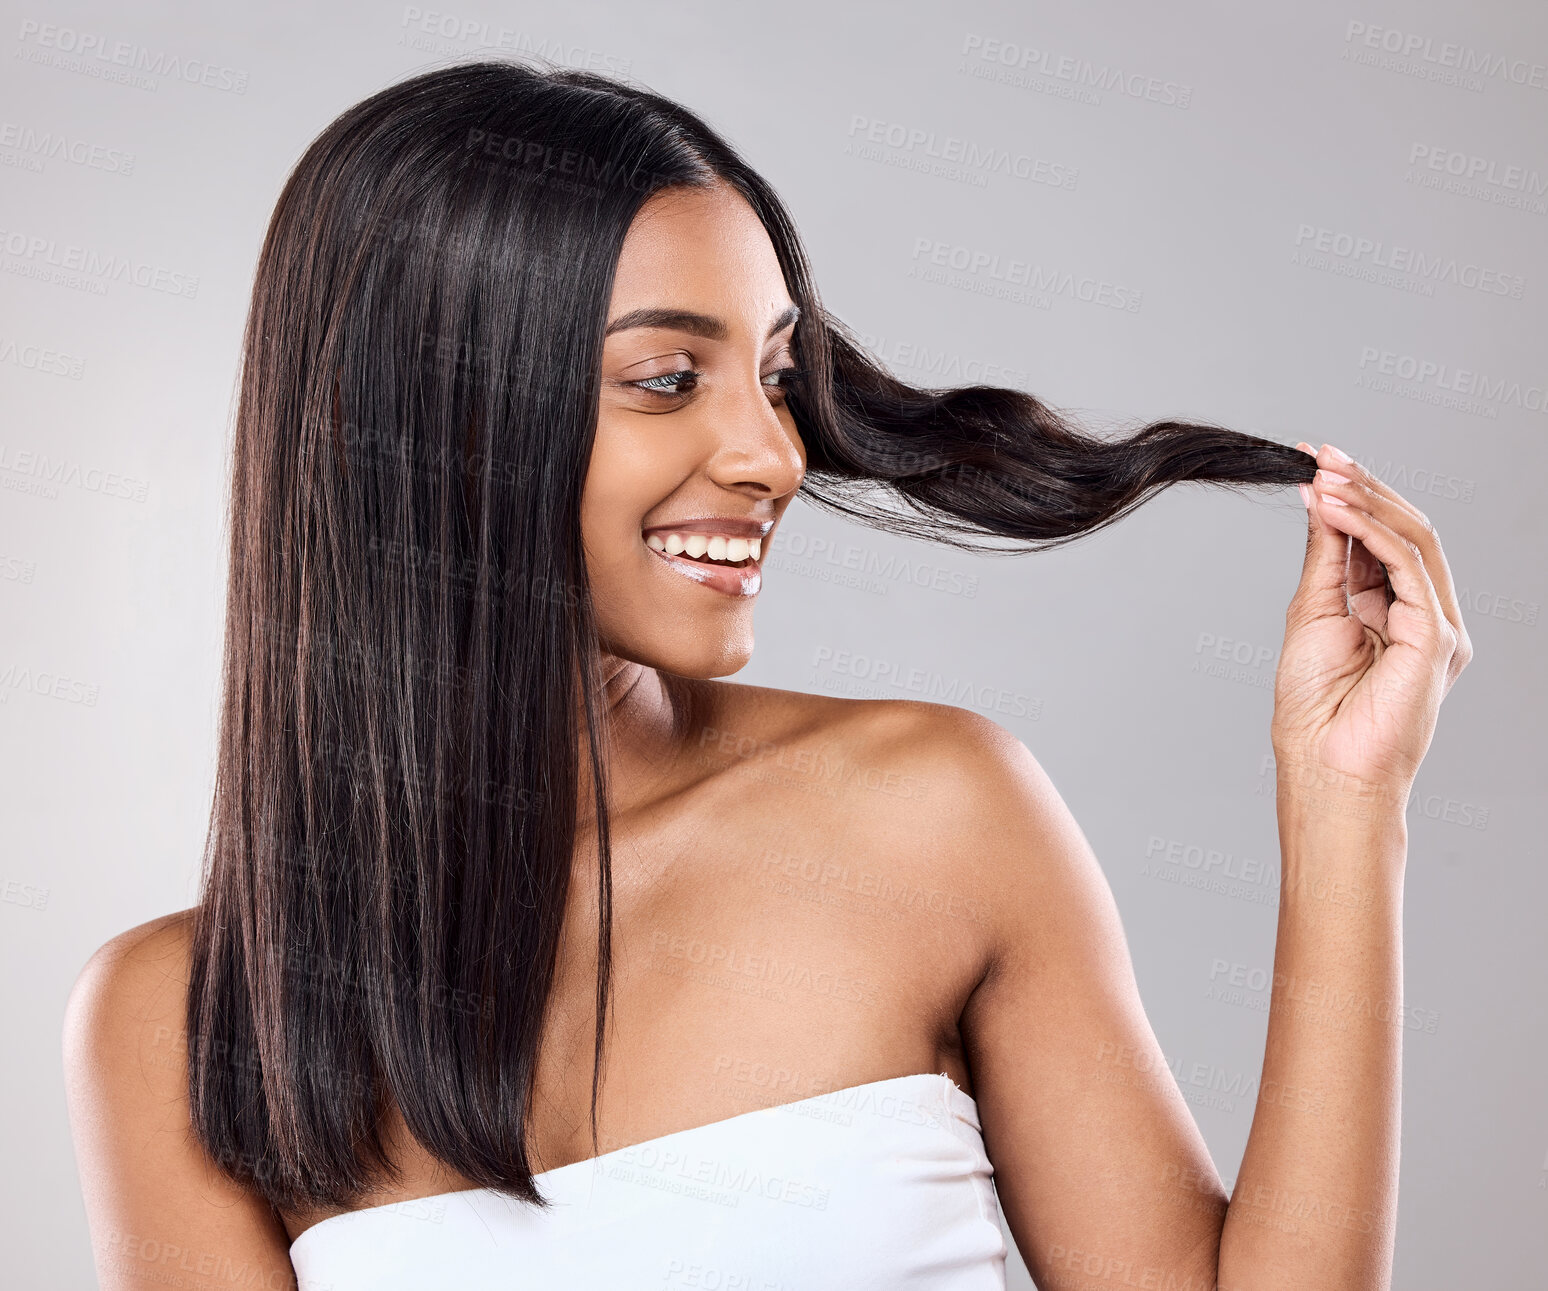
left=603, top=302, right=800, bottom=342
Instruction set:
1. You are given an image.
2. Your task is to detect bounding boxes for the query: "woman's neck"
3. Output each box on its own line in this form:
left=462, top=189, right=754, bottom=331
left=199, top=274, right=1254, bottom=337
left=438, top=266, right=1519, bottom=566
left=575, top=656, right=698, bottom=822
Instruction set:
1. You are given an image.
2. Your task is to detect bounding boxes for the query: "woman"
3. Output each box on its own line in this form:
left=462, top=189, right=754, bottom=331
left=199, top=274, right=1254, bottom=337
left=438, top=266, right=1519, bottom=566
left=62, top=59, right=1470, bottom=1289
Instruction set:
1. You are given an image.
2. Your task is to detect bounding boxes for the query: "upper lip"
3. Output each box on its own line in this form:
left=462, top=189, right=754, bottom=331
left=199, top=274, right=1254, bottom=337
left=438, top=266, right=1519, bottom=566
left=641, top=517, right=774, bottom=540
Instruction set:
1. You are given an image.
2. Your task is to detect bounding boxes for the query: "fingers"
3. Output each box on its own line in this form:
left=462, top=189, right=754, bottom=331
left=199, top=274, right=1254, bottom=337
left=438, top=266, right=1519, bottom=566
left=1310, top=443, right=1474, bottom=685
left=1288, top=442, right=1355, bottom=622
left=1311, top=444, right=1454, bottom=604
left=1315, top=443, right=1430, bottom=526
left=1306, top=482, right=1455, bottom=663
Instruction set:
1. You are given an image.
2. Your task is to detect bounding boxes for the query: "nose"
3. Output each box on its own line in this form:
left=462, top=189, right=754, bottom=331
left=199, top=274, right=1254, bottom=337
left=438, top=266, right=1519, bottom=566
left=701, top=377, right=806, bottom=499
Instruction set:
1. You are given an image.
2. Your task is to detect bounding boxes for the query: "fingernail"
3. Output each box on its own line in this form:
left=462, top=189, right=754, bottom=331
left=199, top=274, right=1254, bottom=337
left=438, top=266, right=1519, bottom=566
left=1295, top=441, right=1316, bottom=455
left=1297, top=482, right=1311, bottom=510
left=1322, top=443, right=1353, bottom=463
left=1317, top=469, right=1349, bottom=487
left=1317, top=491, right=1349, bottom=507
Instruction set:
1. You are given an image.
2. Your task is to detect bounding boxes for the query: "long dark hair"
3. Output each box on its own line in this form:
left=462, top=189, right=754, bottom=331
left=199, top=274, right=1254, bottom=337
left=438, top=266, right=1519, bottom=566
left=187, top=57, right=1317, bottom=1217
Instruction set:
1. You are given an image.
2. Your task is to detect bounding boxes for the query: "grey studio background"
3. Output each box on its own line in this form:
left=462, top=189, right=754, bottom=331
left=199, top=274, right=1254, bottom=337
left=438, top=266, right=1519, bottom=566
left=2, top=0, right=1544, bottom=1286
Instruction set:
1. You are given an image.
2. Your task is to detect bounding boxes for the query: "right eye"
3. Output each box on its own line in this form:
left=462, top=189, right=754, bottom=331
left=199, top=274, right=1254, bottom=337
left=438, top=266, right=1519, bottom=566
left=630, top=369, right=701, bottom=399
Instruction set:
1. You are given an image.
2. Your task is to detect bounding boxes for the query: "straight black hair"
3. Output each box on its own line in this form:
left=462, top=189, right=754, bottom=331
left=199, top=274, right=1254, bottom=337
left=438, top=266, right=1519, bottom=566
left=187, top=57, right=1318, bottom=1216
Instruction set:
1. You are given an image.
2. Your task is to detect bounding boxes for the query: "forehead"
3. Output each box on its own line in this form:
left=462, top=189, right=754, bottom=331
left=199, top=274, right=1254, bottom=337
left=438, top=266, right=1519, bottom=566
left=608, top=182, right=791, bottom=324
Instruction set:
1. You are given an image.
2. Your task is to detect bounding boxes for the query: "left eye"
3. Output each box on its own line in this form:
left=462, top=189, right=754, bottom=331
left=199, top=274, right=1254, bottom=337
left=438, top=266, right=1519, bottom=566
left=763, top=366, right=807, bottom=396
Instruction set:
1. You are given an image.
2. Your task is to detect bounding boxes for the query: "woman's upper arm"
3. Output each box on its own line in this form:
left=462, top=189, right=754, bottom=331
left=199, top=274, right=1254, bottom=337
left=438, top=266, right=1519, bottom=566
left=940, top=712, right=1231, bottom=1289
left=62, top=911, right=298, bottom=1291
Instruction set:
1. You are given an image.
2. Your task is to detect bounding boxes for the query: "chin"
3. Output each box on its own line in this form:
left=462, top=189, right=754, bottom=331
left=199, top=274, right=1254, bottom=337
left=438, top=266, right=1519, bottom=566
left=652, top=634, right=754, bottom=680
left=599, top=620, right=754, bottom=680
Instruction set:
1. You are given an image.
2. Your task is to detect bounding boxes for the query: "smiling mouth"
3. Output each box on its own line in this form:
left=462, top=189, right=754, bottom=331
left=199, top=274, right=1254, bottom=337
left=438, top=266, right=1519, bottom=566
left=641, top=531, right=765, bottom=598
left=643, top=533, right=763, bottom=568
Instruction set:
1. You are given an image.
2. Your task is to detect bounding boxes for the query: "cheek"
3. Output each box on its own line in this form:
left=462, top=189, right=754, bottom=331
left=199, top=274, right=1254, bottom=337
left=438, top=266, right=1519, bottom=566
left=580, top=415, right=682, bottom=566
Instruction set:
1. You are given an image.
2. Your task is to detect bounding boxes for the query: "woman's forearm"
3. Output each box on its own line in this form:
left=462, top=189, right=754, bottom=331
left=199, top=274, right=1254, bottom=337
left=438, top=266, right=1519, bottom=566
left=1215, top=784, right=1409, bottom=1291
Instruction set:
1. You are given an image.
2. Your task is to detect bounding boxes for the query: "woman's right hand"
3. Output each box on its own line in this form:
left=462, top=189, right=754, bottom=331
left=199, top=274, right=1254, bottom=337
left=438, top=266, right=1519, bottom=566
left=1268, top=441, right=1472, bottom=811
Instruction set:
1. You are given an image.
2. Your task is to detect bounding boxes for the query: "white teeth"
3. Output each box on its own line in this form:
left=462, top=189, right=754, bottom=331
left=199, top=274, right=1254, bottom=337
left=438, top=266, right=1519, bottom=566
left=643, top=532, right=764, bottom=566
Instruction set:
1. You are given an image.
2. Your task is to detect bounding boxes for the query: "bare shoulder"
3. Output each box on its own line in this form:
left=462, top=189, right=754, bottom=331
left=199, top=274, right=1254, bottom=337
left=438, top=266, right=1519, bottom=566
left=62, top=908, right=201, bottom=1193
left=810, top=693, right=1117, bottom=974
left=64, top=908, right=197, bottom=1073
left=697, top=678, right=1050, bottom=820
left=700, top=680, right=1074, bottom=941
left=63, top=908, right=296, bottom=1283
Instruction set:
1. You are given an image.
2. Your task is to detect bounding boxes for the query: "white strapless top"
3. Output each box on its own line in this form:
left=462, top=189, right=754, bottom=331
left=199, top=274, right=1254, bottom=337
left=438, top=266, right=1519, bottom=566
left=289, top=1071, right=1007, bottom=1288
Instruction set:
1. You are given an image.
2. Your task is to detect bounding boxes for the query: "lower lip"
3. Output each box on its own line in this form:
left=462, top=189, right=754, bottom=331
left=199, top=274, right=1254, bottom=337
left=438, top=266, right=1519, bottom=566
left=644, top=541, right=762, bottom=598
